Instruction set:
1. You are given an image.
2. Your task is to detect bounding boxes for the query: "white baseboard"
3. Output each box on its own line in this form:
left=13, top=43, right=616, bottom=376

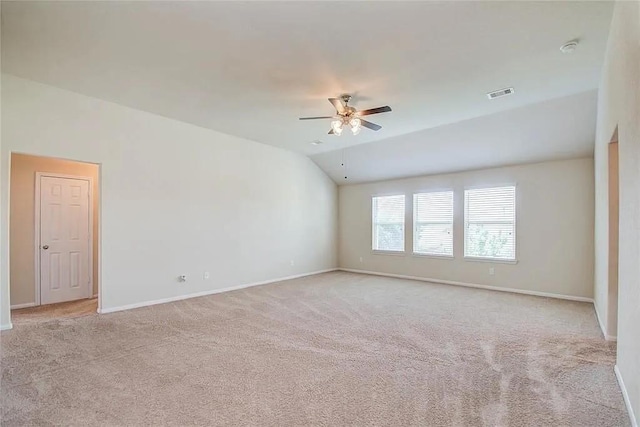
left=339, top=268, right=594, bottom=303
left=10, top=302, right=37, bottom=310
left=615, top=365, right=638, bottom=427
left=98, top=268, right=338, bottom=314
left=0, top=323, right=13, bottom=331
left=593, top=303, right=617, bottom=341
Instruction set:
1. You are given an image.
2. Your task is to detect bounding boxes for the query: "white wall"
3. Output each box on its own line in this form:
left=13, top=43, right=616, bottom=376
left=594, top=1, right=640, bottom=424
left=0, top=74, right=337, bottom=327
left=339, top=158, right=595, bottom=299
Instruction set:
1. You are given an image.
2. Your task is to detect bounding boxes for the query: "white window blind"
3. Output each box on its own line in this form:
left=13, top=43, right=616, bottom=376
left=413, top=191, right=454, bottom=256
left=464, top=186, right=516, bottom=260
left=372, top=195, right=405, bottom=252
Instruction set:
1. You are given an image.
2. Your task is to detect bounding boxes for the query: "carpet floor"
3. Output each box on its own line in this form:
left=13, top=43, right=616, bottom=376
left=0, top=271, right=629, bottom=426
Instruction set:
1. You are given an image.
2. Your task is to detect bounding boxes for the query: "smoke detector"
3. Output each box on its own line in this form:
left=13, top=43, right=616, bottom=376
left=487, top=87, right=515, bottom=100
left=560, top=40, right=579, bottom=54
left=310, top=140, right=323, bottom=146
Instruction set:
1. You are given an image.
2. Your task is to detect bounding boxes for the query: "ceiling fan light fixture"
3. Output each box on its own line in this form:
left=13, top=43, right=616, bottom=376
left=331, top=119, right=344, bottom=135
left=350, top=118, right=361, bottom=135
left=300, top=96, right=391, bottom=136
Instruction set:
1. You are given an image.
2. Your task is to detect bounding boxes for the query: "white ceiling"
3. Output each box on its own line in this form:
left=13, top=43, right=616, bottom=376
left=2, top=2, right=612, bottom=158
left=311, top=90, right=598, bottom=184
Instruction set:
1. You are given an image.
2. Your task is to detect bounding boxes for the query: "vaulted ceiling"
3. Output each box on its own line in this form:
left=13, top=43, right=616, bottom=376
left=2, top=1, right=612, bottom=183
left=312, top=90, right=598, bottom=183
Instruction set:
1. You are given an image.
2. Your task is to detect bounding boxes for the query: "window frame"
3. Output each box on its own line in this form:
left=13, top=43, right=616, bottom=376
left=463, top=184, right=518, bottom=264
left=412, top=190, right=454, bottom=259
left=371, top=194, right=406, bottom=254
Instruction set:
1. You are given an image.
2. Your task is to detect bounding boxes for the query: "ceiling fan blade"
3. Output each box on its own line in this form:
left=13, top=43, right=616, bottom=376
left=328, top=128, right=336, bottom=135
left=360, top=119, right=382, bottom=131
left=328, top=98, right=346, bottom=114
left=357, top=106, right=392, bottom=116
left=299, top=116, right=334, bottom=120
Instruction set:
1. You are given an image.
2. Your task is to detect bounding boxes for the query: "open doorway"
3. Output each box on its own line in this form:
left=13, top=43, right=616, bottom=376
left=9, top=153, right=100, bottom=326
left=607, top=129, right=619, bottom=339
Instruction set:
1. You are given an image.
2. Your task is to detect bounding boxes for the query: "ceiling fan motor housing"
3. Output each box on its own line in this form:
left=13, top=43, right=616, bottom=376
left=341, top=107, right=357, bottom=118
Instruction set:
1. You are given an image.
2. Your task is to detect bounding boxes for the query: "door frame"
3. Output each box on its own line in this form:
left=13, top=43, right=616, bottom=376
left=34, top=172, right=94, bottom=306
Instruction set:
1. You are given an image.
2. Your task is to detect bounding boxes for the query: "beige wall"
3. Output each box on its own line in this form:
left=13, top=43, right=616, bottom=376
left=10, top=153, right=99, bottom=306
left=594, top=0, right=640, bottom=423
left=339, top=158, right=595, bottom=299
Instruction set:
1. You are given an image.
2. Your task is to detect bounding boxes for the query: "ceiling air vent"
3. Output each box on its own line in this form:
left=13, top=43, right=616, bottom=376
left=487, top=87, right=515, bottom=100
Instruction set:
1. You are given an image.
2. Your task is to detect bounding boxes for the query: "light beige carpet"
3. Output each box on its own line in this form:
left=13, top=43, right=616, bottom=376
left=0, top=272, right=629, bottom=426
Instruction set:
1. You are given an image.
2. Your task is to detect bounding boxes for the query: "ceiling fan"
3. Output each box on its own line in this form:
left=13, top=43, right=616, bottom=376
left=299, top=94, right=392, bottom=135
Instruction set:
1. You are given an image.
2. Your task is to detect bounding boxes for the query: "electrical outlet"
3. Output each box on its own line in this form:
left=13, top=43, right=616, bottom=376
left=178, top=275, right=187, bottom=282
left=489, top=267, right=495, bottom=276
left=359, top=257, right=364, bottom=263
left=290, top=260, right=295, bottom=267
left=203, top=272, right=210, bottom=280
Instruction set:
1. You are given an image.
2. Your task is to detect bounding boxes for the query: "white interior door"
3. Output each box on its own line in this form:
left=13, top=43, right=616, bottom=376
left=39, top=175, right=91, bottom=305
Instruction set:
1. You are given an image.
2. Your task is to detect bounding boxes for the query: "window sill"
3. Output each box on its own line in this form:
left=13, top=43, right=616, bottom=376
left=372, top=250, right=406, bottom=256
left=412, top=253, right=454, bottom=260
left=464, top=256, right=518, bottom=265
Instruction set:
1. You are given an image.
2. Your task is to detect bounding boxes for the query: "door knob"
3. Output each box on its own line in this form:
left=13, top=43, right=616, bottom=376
left=42, top=245, right=49, bottom=250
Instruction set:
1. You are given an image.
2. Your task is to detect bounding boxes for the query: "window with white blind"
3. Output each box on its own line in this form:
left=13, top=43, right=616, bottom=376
left=464, top=186, right=516, bottom=261
left=413, top=191, right=454, bottom=256
left=372, top=195, right=405, bottom=252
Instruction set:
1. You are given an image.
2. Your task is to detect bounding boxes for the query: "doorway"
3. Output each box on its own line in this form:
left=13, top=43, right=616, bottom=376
left=9, top=153, right=100, bottom=324
left=607, top=130, right=619, bottom=338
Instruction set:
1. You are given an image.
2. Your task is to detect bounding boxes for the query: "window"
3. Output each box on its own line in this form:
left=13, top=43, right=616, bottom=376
left=372, top=195, right=405, bottom=252
left=413, top=191, right=454, bottom=256
left=464, top=186, right=516, bottom=261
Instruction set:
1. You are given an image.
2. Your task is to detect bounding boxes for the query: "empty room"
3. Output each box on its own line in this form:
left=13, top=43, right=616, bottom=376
left=1, top=1, right=638, bottom=426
